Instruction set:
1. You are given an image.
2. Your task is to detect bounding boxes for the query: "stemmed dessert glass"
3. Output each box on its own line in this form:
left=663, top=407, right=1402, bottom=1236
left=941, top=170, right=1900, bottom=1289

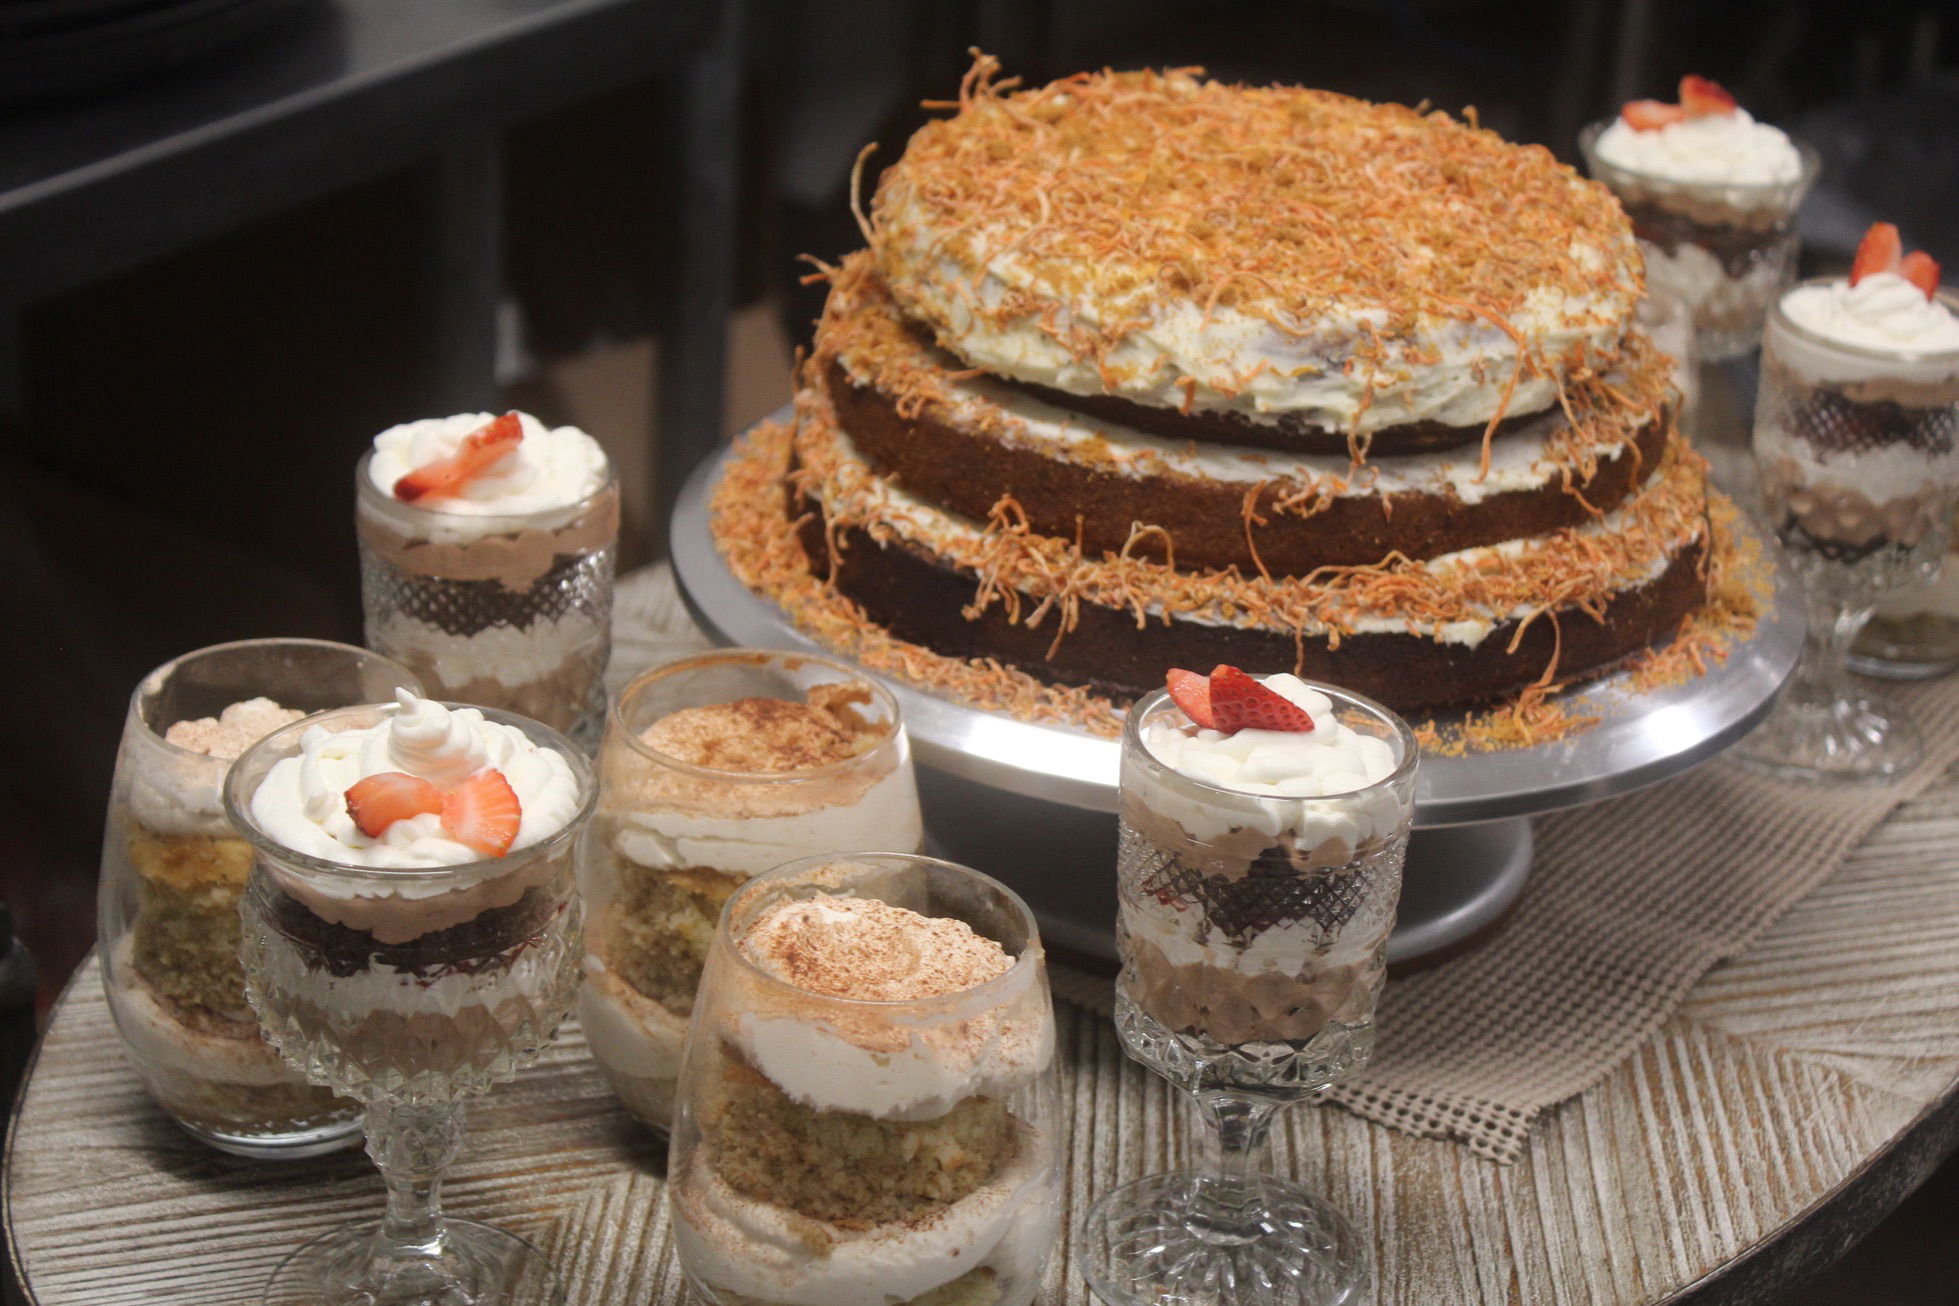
left=1081, top=684, right=1418, bottom=1306
left=97, top=638, right=420, bottom=1158
left=1741, top=284, right=1959, bottom=780
left=668, top=851, right=1060, bottom=1306
left=226, top=702, right=595, bottom=1306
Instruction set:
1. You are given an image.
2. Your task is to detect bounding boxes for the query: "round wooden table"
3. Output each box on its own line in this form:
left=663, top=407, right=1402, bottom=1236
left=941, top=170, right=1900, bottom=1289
left=7, top=756, right=1959, bottom=1306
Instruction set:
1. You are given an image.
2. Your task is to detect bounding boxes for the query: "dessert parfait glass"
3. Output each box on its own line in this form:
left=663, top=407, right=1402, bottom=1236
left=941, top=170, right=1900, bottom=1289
left=1743, top=283, right=1959, bottom=780
left=227, top=702, right=594, bottom=1306
left=356, top=442, right=618, bottom=748
left=1580, top=121, right=1821, bottom=360
left=1081, top=682, right=1419, bottom=1306
left=1850, top=512, right=1959, bottom=678
left=577, top=649, right=922, bottom=1131
left=668, top=851, right=1061, bottom=1306
left=98, top=638, right=420, bottom=1158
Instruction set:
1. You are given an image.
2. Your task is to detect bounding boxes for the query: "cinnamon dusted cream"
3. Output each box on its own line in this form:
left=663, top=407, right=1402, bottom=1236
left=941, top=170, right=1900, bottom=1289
left=738, top=894, right=1011, bottom=1001
left=643, top=686, right=884, bottom=774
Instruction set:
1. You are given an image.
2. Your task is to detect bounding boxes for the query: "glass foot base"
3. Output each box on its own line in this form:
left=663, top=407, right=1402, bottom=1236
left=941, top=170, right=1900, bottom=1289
left=176, top=1114, right=364, bottom=1161
left=1735, top=692, right=1922, bottom=783
left=261, top=1218, right=563, bottom=1306
left=1080, top=1171, right=1369, bottom=1306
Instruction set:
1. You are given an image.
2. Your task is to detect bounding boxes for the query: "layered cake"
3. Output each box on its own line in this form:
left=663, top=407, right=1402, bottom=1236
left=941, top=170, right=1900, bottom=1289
left=716, top=60, right=1723, bottom=721
left=580, top=659, right=922, bottom=1127
left=1117, top=671, right=1409, bottom=1090
left=105, top=698, right=359, bottom=1140
left=358, top=410, right=618, bottom=740
left=1756, top=226, right=1959, bottom=579
left=238, top=692, right=588, bottom=1100
left=1582, top=76, right=1814, bottom=358
left=671, top=889, right=1055, bottom=1306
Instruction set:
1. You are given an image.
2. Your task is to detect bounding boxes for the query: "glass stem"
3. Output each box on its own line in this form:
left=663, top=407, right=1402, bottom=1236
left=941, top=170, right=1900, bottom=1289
left=366, top=1099, right=468, bottom=1257
left=1197, top=1092, right=1282, bottom=1194
left=1790, top=592, right=1873, bottom=710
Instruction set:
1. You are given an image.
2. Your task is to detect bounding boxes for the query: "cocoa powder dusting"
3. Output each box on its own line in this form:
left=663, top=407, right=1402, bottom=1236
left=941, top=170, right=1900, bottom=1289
left=740, top=894, right=1010, bottom=1001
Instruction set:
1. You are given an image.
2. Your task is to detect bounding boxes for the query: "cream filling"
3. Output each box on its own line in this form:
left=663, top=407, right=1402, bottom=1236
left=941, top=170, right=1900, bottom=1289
left=369, top=612, right=606, bottom=688
left=107, top=940, right=295, bottom=1088
left=807, top=423, right=1696, bottom=648
left=876, top=200, right=1635, bottom=436
left=577, top=960, right=688, bottom=1081
left=671, top=1118, right=1054, bottom=1306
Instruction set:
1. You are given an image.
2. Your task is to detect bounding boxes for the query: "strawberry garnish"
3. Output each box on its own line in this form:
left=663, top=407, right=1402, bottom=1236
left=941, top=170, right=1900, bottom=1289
left=1165, top=668, right=1216, bottom=729
left=1621, top=99, right=1686, bottom=131
left=345, top=772, right=443, bottom=838
left=1207, top=665, right=1316, bottom=734
left=392, top=412, right=523, bottom=503
left=441, top=768, right=522, bottom=858
left=1900, top=250, right=1942, bottom=301
left=1851, top=222, right=1903, bottom=287
left=1678, top=75, right=1736, bottom=118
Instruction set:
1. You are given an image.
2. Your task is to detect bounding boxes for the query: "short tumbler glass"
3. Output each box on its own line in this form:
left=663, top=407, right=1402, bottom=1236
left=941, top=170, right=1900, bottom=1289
left=577, top=649, right=922, bottom=1131
left=668, top=851, right=1061, bottom=1306
left=357, top=452, right=618, bottom=747
left=98, top=638, right=420, bottom=1158
left=1081, top=684, right=1419, bottom=1306
left=228, top=702, right=595, bottom=1306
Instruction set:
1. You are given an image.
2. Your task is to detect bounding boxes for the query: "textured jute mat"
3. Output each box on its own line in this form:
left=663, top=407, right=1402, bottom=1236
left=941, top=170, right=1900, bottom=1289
left=615, top=565, right=1959, bottom=1162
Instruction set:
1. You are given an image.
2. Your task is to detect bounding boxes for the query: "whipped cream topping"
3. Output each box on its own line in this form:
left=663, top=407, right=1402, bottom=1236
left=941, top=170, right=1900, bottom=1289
left=1137, top=674, right=1407, bottom=849
left=1780, top=274, right=1959, bottom=357
left=1593, top=108, right=1802, bottom=186
left=366, top=411, right=607, bottom=517
left=248, top=691, right=581, bottom=867
left=128, top=698, right=308, bottom=837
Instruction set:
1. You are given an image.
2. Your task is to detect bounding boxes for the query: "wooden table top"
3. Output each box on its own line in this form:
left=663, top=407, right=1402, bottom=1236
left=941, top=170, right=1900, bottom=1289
left=9, top=764, right=1959, bottom=1306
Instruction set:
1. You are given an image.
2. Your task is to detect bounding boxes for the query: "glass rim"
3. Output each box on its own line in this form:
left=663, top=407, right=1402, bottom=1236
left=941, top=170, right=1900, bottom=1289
left=715, top=851, right=1045, bottom=1012
left=130, top=638, right=423, bottom=765
left=221, top=699, right=597, bottom=884
left=609, top=648, right=907, bottom=784
left=1577, top=117, right=1822, bottom=195
left=1768, top=277, right=1959, bottom=366
left=1121, top=678, right=1421, bottom=806
left=353, top=448, right=618, bottom=528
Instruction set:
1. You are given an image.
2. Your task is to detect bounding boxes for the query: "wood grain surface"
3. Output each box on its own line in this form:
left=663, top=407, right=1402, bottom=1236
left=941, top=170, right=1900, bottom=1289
left=8, top=760, right=1959, bottom=1305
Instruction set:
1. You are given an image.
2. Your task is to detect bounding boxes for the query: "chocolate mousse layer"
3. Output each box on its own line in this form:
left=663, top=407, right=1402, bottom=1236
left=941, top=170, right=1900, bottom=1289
left=1621, top=199, right=1788, bottom=277
left=357, top=491, right=620, bottom=592
left=1123, top=935, right=1378, bottom=1046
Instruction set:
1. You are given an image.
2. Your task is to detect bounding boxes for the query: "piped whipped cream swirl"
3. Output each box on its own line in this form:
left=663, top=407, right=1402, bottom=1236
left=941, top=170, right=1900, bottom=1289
left=366, top=411, right=608, bottom=517
left=1781, top=273, right=1959, bottom=356
left=249, top=690, right=581, bottom=867
left=1593, top=109, right=1802, bottom=185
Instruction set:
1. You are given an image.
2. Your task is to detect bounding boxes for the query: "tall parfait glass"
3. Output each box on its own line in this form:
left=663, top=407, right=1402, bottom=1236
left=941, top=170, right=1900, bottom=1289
left=1081, top=680, right=1418, bottom=1306
left=1741, top=282, right=1959, bottom=780
left=226, top=699, right=595, bottom=1306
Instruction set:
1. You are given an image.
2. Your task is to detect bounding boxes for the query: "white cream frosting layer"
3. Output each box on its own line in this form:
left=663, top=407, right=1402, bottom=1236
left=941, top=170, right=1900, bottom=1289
left=128, top=752, right=232, bottom=838
left=369, top=612, right=606, bottom=688
left=577, top=960, right=688, bottom=1081
left=1779, top=274, right=1959, bottom=365
left=1123, top=893, right=1390, bottom=978
left=608, top=765, right=923, bottom=879
left=1594, top=109, right=1802, bottom=186
left=248, top=691, right=581, bottom=870
left=1755, top=421, right=1959, bottom=503
left=362, top=411, right=610, bottom=542
left=672, top=1120, right=1053, bottom=1306
left=876, top=204, right=1634, bottom=436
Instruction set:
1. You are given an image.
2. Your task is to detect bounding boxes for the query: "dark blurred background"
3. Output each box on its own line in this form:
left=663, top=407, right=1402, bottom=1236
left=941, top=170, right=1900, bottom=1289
left=0, top=3, right=1954, bottom=1301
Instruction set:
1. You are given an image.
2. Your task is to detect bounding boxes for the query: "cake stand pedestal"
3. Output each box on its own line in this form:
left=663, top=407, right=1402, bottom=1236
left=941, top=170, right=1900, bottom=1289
left=671, top=441, right=1805, bottom=963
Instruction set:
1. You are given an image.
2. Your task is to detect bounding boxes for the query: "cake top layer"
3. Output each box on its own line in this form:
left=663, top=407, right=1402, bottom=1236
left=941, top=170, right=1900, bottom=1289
left=740, top=894, right=1012, bottom=1001
left=869, top=57, right=1641, bottom=439
left=641, top=684, right=885, bottom=773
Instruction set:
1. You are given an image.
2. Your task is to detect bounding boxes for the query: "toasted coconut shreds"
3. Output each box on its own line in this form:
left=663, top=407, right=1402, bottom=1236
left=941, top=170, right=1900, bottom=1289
left=868, top=56, right=1639, bottom=394
left=711, top=421, right=1125, bottom=736
left=711, top=423, right=1764, bottom=753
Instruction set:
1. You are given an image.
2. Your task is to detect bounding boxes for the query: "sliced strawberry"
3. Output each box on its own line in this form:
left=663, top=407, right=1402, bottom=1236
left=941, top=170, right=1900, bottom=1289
left=441, top=768, right=522, bottom=858
left=1678, top=75, right=1736, bottom=118
left=1207, top=665, right=1316, bottom=734
left=1900, top=250, right=1942, bottom=300
left=392, top=412, right=523, bottom=503
left=1851, top=222, right=1903, bottom=287
left=1165, top=668, right=1216, bottom=729
left=345, top=772, right=443, bottom=838
left=1621, top=99, right=1686, bottom=131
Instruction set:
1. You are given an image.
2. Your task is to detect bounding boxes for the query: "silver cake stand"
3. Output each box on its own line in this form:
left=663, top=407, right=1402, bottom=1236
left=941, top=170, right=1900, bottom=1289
left=671, top=438, right=1805, bottom=963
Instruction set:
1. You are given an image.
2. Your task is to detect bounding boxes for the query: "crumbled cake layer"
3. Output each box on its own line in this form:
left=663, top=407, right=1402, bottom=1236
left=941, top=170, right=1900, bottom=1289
left=740, top=894, right=1011, bottom=1002
left=128, top=828, right=256, bottom=1029
left=603, top=865, right=744, bottom=1012
left=707, top=1047, right=1013, bottom=1229
left=644, top=684, right=883, bottom=773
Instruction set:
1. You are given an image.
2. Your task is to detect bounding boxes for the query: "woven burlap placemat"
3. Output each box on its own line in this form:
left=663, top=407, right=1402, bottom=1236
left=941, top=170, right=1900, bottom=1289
left=614, top=565, right=1959, bottom=1163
